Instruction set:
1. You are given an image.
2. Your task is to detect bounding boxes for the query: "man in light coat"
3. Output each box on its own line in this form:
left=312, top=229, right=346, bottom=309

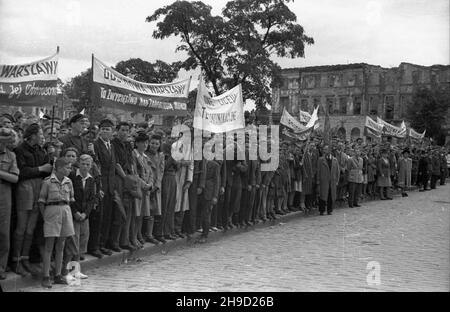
left=316, top=145, right=340, bottom=215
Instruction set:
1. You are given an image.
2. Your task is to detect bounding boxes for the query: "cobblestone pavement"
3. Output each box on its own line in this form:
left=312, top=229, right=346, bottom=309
left=21, top=184, right=450, bottom=292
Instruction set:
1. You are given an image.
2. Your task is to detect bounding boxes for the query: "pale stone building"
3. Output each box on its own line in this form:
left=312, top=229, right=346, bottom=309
left=272, top=63, right=450, bottom=142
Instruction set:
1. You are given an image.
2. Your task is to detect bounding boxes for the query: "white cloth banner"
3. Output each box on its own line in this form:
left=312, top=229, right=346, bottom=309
left=305, top=106, right=319, bottom=128
left=377, top=117, right=407, bottom=138
left=280, top=108, right=307, bottom=132
left=92, top=56, right=190, bottom=100
left=0, top=52, right=58, bottom=83
left=365, top=116, right=383, bottom=133
left=409, top=128, right=426, bottom=140
left=193, top=79, right=245, bottom=133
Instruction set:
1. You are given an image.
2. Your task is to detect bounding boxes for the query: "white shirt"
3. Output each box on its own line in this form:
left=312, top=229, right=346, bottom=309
left=76, top=169, right=92, bottom=189
left=100, top=137, right=111, bottom=151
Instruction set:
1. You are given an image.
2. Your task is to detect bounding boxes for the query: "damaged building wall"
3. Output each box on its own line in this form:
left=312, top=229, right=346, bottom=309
left=273, top=62, right=450, bottom=142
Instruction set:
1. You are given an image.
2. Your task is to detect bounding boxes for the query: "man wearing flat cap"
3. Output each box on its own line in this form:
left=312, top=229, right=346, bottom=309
left=60, top=113, right=93, bottom=156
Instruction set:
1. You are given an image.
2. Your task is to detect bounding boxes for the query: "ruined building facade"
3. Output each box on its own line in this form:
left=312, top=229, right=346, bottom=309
left=272, top=63, right=450, bottom=142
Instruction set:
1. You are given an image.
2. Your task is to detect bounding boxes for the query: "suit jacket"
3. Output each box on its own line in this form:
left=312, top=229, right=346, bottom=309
left=201, top=160, right=221, bottom=201
left=94, top=138, right=116, bottom=195
left=347, top=156, right=363, bottom=183
left=69, top=171, right=97, bottom=218
left=60, top=133, right=89, bottom=155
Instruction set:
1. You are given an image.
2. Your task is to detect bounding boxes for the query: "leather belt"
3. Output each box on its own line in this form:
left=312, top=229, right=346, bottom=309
left=45, top=201, right=69, bottom=206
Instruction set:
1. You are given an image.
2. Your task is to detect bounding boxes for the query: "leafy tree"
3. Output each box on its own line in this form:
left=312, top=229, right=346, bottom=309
left=407, top=87, right=450, bottom=145
left=114, top=58, right=181, bottom=83
left=63, top=68, right=92, bottom=114
left=146, top=0, right=314, bottom=110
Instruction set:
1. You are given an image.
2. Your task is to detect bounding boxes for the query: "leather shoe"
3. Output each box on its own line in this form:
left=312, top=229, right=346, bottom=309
left=119, top=245, right=135, bottom=251
left=110, top=246, right=122, bottom=253
left=354, top=204, right=361, bottom=207
left=100, top=248, right=113, bottom=256
left=89, top=250, right=104, bottom=259
left=145, top=237, right=160, bottom=245
left=327, top=212, right=332, bottom=215
left=320, top=212, right=324, bottom=215
left=175, top=232, right=185, bottom=238
left=41, top=276, right=52, bottom=288
left=0, top=271, right=6, bottom=280
left=53, top=275, right=68, bottom=285
left=164, top=235, right=177, bottom=240
left=155, top=236, right=167, bottom=244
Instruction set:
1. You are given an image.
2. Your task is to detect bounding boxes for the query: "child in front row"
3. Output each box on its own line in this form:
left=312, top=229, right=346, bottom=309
left=38, top=157, right=75, bottom=288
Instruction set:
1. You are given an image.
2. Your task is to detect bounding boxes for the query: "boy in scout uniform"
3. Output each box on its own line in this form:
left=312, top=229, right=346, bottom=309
left=0, top=128, right=19, bottom=280
left=38, top=157, right=75, bottom=288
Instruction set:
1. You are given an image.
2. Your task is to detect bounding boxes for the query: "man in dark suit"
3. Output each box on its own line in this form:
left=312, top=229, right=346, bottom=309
left=91, top=119, right=116, bottom=256
left=316, top=145, right=340, bottom=215
left=196, top=158, right=221, bottom=244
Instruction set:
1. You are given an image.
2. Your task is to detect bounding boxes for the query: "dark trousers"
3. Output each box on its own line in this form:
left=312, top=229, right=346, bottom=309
left=239, top=188, right=249, bottom=224
left=200, top=199, right=212, bottom=238
left=119, top=195, right=133, bottom=247
left=157, top=174, right=177, bottom=237
left=222, top=185, right=232, bottom=227
left=214, top=194, right=225, bottom=227
left=440, top=170, right=447, bottom=185
left=109, top=193, right=126, bottom=248
left=0, top=189, right=11, bottom=273
left=348, top=182, right=361, bottom=207
left=305, top=194, right=314, bottom=209
left=430, top=175, right=440, bottom=189
left=421, top=173, right=429, bottom=190
left=99, top=192, right=113, bottom=249
left=186, top=177, right=200, bottom=234
left=87, top=203, right=102, bottom=252
left=174, top=211, right=184, bottom=234
left=319, top=188, right=333, bottom=214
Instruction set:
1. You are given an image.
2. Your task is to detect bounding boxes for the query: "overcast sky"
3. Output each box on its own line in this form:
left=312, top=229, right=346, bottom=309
left=0, top=0, right=448, bottom=83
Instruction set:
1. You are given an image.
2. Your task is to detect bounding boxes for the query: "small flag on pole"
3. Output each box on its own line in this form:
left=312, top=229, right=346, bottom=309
left=39, top=110, right=44, bottom=119
left=80, top=108, right=86, bottom=115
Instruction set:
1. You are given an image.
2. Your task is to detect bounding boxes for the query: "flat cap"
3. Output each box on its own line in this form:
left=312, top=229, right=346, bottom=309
left=69, top=113, right=87, bottom=125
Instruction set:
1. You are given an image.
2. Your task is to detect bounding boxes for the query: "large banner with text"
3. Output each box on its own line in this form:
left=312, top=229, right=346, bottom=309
left=193, top=78, right=245, bottom=133
left=92, top=56, right=190, bottom=115
left=0, top=51, right=58, bottom=107
left=280, top=106, right=319, bottom=141
left=377, top=117, right=407, bottom=139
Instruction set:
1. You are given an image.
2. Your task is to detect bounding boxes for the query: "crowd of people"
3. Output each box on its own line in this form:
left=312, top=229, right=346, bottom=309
left=0, top=110, right=449, bottom=289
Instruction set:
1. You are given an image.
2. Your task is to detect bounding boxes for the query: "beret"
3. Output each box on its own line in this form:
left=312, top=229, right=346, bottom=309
left=135, top=132, right=149, bottom=142
left=23, top=123, right=41, bottom=139
left=69, top=113, right=87, bottom=125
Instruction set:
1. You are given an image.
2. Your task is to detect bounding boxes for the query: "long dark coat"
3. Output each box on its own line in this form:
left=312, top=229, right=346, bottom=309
left=317, top=156, right=340, bottom=201
left=302, top=152, right=314, bottom=195
left=316, top=156, right=340, bottom=202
